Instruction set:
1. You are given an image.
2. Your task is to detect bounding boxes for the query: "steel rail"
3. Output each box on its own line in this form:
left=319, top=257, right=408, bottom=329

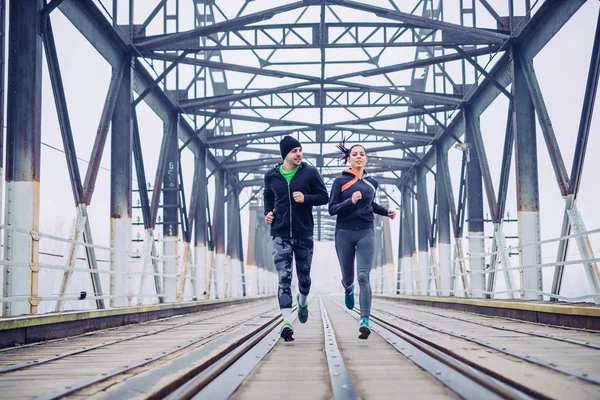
left=370, top=305, right=600, bottom=386
left=28, top=307, right=279, bottom=400
left=187, top=317, right=289, bottom=400
left=328, top=297, right=529, bottom=400
left=0, top=302, right=272, bottom=374
left=377, top=299, right=600, bottom=350
left=163, top=309, right=297, bottom=400
left=319, top=296, right=358, bottom=399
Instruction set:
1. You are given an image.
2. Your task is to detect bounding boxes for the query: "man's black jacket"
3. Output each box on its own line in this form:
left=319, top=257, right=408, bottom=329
left=263, top=162, right=329, bottom=238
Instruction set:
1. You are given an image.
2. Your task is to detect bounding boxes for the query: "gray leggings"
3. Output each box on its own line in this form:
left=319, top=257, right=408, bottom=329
left=334, top=228, right=375, bottom=319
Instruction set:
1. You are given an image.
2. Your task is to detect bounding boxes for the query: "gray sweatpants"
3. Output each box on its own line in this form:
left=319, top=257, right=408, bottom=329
left=334, top=228, right=375, bottom=319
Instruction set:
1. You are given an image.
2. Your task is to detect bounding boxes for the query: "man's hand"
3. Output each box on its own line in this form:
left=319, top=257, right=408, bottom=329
left=388, top=209, right=397, bottom=219
left=292, top=191, right=305, bottom=203
left=265, top=211, right=274, bottom=225
left=351, top=191, right=362, bottom=204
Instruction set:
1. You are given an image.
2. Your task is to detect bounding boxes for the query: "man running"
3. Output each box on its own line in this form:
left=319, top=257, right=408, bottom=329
left=264, top=136, right=329, bottom=341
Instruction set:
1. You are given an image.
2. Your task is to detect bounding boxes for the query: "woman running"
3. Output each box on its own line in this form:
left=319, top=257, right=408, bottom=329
left=328, top=141, right=396, bottom=339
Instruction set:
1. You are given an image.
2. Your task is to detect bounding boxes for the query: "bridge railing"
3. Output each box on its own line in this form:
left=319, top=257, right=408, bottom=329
left=0, top=224, right=278, bottom=317
left=389, top=227, right=600, bottom=304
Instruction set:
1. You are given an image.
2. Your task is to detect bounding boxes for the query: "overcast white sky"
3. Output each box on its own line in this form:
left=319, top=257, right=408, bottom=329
left=6, top=0, right=598, bottom=311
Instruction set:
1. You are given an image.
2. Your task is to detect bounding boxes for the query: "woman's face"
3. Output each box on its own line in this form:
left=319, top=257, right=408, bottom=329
left=347, top=145, right=367, bottom=169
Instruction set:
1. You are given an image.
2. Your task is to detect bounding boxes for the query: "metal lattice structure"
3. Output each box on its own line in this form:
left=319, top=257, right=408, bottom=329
left=1, top=0, right=599, bottom=316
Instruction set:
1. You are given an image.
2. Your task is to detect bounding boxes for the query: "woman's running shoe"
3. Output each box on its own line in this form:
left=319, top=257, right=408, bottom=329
left=345, top=283, right=355, bottom=310
left=358, top=318, right=371, bottom=340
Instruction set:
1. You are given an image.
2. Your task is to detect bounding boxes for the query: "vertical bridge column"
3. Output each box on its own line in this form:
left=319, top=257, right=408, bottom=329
left=194, top=147, right=208, bottom=299
left=416, top=169, right=431, bottom=295
left=465, top=111, right=486, bottom=298
left=382, top=213, right=394, bottom=294
left=110, top=56, right=132, bottom=307
left=226, top=177, right=244, bottom=297
left=436, top=145, right=452, bottom=296
left=3, top=0, right=42, bottom=316
left=513, top=47, right=543, bottom=299
left=401, top=187, right=414, bottom=295
left=212, top=169, right=226, bottom=298
left=245, top=203, right=258, bottom=297
left=162, top=115, right=179, bottom=302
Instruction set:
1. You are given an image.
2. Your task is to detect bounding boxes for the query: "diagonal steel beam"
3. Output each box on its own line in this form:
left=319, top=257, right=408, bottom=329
left=465, top=106, right=499, bottom=222
left=331, top=45, right=500, bottom=81
left=180, top=82, right=312, bottom=110
left=454, top=46, right=511, bottom=99
left=334, top=105, right=455, bottom=126
left=477, top=0, right=504, bottom=27
left=43, top=14, right=105, bottom=311
left=518, top=52, right=569, bottom=196
left=552, top=8, right=600, bottom=298
left=58, top=0, right=222, bottom=172
left=407, top=0, right=586, bottom=185
left=42, top=16, right=83, bottom=205
left=150, top=115, right=176, bottom=229
left=146, top=53, right=462, bottom=106
left=133, top=50, right=190, bottom=107
left=135, top=1, right=317, bottom=51
left=82, top=60, right=126, bottom=205
left=207, top=128, right=308, bottom=146
left=192, top=109, right=321, bottom=128
left=569, top=8, right=600, bottom=197
left=140, top=0, right=168, bottom=31
left=335, top=0, right=508, bottom=43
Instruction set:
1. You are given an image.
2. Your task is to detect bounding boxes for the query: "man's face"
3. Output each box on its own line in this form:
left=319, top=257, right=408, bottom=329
left=285, top=147, right=303, bottom=166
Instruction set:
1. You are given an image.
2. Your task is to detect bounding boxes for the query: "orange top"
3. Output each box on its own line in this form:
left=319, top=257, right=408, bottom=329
left=341, top=168, right=361, bottom=192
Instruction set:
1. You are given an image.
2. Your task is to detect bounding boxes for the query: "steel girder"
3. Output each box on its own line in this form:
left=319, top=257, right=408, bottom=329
left=136, top=22, right=502, bottom=52
left=28, top=0, right=594, bottom=307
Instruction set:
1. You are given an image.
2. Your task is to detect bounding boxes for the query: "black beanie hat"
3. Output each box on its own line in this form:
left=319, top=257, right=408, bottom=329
left=279, top=136, right=301, bottom=159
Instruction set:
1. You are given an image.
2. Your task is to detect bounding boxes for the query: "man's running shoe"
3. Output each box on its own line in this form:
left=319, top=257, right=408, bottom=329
left=281, top=321, right=294, bottom=342
left=345, top=283, right=355, bottom=310
left=297, top=293, right=309, bottom=324
left=358, top=318, right=371, bottom=340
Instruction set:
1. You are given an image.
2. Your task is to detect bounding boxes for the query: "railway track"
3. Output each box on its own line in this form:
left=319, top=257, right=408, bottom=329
left=0, top=296, right=598, bottom=399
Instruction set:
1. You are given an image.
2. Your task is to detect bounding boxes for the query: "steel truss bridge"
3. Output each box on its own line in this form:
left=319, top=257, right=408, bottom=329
left=0, top=0, right=599, bottom=320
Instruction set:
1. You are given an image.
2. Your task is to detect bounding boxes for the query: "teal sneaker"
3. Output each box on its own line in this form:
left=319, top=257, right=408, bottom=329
left=344, top=283, right=355, bottom=310
left=358, top=318, right=371, bottom=340
left=297, top=293, right=309, bottom=323
left=281, top=320, right=294, bottom=342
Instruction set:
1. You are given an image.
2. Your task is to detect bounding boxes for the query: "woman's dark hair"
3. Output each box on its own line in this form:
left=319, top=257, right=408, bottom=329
left=335, top=138, right=366, bottom=165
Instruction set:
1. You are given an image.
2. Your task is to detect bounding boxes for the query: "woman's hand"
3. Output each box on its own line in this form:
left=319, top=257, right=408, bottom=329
left=351, top=191, right=362, bottom=204
left=387, top=209, right=397, bottom=219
